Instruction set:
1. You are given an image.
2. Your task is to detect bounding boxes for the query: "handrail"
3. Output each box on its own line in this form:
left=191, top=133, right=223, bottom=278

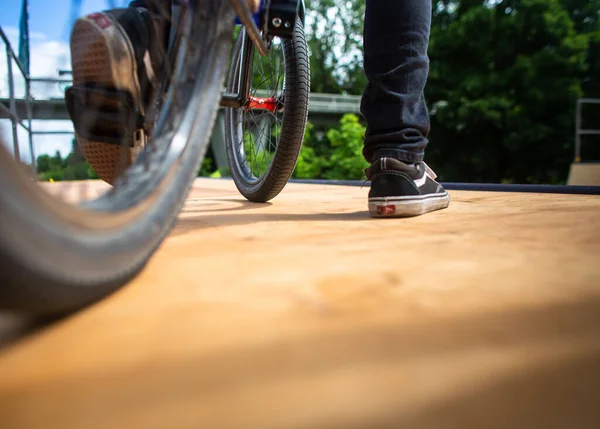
left=1, top=25, right=35, bottom=174
left=0, top=27, right=29, bottom=79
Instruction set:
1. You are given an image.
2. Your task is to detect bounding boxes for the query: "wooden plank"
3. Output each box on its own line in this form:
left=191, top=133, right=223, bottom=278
left=1, top=179, right=599, bottom=429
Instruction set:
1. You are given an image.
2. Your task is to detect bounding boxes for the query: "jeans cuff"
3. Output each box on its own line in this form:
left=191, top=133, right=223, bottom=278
left=369, top=149, right=424, bottom=164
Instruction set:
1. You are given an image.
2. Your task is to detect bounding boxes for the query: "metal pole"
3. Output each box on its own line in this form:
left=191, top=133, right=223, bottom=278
left=6, top=45, right=21, bottom=162
left=31, top=131, right=75, bottom=135
left=575, top=99, right=581, bottom=163
left=25, top=73, right=35, bottom=175
left=0, top=28, right=29, bottom=77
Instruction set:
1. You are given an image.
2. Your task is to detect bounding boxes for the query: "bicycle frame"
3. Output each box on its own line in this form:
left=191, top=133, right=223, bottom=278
left=220, top=0, right=305, bottom=109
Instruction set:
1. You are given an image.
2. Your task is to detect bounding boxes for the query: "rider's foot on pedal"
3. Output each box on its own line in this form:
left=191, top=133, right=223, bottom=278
left=69, top=6, right=167, bottom=183
left=366, top=157, right=450, bottom=218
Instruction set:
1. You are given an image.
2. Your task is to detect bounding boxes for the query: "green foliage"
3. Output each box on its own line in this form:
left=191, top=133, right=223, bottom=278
left=243, top=131, right=273, bottom=176
left=323, top=114, right=368, bottom=180
left=585, top=31, right=600, bottom=97
left=197, top=146, right=232, bottom=178
left=198, top=154, right=214, bottom=177
left=293, top=122, right=324, bottom=179
left=36, top=140, right=99, bottom=181
left=87, top=165, right=99, bottom=180
left=293, top=114, right=367, bottom=180
left=305, top=0, right=367, bottom=94
left=425, top=0, right=590, bottom=183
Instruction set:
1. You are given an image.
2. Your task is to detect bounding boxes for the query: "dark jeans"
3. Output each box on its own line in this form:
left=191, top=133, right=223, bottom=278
left=129, top=0, right=433, bottom=164
left=361, top=0, right=432, bottom=164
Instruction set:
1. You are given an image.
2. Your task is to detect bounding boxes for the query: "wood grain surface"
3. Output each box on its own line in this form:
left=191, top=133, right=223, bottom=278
left=1, top=179, right=599, bottom=429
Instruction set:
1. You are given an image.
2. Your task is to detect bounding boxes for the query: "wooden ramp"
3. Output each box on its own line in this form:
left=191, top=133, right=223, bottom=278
left=1, top=179, right=599, bottom=429
left=567, top=162, right=600, bottom=186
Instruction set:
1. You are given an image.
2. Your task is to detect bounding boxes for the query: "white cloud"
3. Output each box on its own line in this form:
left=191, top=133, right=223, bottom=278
left=2, top=26, right=48, bottom=42
left=1, top=26, right=71, bottom=99
left=31, top=40, right=71, bottom=79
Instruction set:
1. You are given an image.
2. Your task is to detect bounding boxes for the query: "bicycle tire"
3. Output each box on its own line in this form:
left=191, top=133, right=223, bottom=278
left=0, top=0, right=235, bottom=315
left=225, top=17, right=310, bottom=202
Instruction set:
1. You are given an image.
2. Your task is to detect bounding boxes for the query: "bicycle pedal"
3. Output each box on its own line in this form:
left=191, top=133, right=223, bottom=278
left=65, top=83, right=144, bottom=147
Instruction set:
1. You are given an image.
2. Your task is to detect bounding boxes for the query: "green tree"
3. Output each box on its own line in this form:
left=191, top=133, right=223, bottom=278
left=36, top=154, right=51, bottom=173
left=64, top=139, right=85, bottom=165
left=293, top=115, right=367, bottom=180
left=36, top=143, right=101, bottom=182
left=304, top=0, right=367, bottom=94
left=425, top=0, right=589, bottom=183
left=323, top=114, right=368, bottom=180
left=293, top=122, right=324, bottom=178
left=549, top=0, right=600, bottom=98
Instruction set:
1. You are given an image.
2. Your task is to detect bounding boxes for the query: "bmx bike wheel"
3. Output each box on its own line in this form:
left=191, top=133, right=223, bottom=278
left=225, top=17, right=310, bottom=202
left=0, top=0, right=235, bottom=315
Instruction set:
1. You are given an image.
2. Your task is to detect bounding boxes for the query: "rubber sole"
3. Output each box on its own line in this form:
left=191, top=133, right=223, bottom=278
left=70, top=13, right=144, bottom=185
left=369, top=193, right=451, bottom=218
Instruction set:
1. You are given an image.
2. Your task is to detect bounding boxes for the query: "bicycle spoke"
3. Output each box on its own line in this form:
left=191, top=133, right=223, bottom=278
left=230, top=32, right=288, bottom=181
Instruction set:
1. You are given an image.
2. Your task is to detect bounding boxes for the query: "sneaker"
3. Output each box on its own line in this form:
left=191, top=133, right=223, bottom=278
left=366, top=157, right=450, bottom=217
left=67, top=7, right=167, bottom=184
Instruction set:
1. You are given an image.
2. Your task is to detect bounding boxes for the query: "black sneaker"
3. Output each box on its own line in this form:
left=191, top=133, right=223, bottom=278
left=68, top=7, right=167, bottom=183
left=365, top=157, right=450, bottom=217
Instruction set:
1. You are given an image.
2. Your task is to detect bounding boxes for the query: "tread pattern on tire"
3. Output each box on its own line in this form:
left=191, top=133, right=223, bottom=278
left=226, top=18, right=310, bottom=203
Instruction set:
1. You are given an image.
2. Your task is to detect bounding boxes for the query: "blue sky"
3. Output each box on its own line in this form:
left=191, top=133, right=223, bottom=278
left=1, top=0, right=129, bottom=42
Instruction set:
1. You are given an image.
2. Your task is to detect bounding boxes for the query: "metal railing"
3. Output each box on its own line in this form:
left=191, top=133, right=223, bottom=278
left=1, top=26, right=75, bottom=176
left=27, top=76, right=75, bottom=155
left=0, top=26, right=34, bottom=172
left=308, top=92, right=361, bottom=114
left=575, top=98, right=600, bottom=162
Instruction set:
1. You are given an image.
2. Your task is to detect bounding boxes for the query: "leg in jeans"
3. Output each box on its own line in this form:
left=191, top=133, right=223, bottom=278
left=361, top=0, right=449, bottom=217
left=360, top=0, right=432, bottom=164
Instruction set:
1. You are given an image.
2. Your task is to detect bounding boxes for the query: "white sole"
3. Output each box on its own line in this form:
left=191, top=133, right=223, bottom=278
left=369, top=193, right=450, bottom=218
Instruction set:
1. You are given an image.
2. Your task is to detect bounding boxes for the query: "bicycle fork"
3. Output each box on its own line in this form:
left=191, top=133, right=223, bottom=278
left=220, top=27, right=256, bottom=110
left=220, top=0, right=303, bottom=112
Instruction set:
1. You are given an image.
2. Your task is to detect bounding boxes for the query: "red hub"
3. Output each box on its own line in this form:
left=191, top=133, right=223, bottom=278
left=246, top=96, right=281, bottom=113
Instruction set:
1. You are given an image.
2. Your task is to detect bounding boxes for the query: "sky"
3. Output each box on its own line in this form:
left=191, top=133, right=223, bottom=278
left=1, top=0, right=130, bottom=43
left=1, top=0, right=130, bottom=162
